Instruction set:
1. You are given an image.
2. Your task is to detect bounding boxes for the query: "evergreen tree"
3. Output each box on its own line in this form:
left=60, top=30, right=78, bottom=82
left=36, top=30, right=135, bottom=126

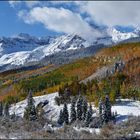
left=4, top=102, right=9, bottom=117
left=64, top=88, right=71, bottom=103
left=85, top=104, right=93, bottom=127
left=57, top=109, right=64, bottom=125
left=24, top=90, right=37, bottom=121
left=82, top=98, right=88, bottom=120
left=102, top=95, right=112, bottom=124
left=63, top=103, right=69, bottom=124
left=0, top=102, right=3, bottom=116
left=76, top=95, right=83, bottom=120
left=99, top=99, right=103, bottom=116
left=70, top=97, right=77, bottom=123
left=98, top=99, right=103, bottom=125
left=89, top=104, right=93, bottom=115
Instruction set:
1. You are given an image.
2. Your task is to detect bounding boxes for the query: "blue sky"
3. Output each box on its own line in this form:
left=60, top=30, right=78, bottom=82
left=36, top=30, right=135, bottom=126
left=0, top=1, right=61, bottom=37
left=0, top=1, right=140, bottom=38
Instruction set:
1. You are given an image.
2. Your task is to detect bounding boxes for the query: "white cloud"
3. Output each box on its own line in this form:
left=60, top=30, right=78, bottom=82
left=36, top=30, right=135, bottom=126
left=10, top=1, right=140, bottom=27
left=18, top=7, right=102, bottom=42
left=11, top=1, right=140, bottom=42
left=78, top=1, right=140, bottom=27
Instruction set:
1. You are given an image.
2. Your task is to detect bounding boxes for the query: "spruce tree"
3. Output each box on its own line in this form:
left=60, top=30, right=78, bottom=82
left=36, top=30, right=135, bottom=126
left=82, top=98, right=88, bottom=120
left=70, top=97, right=77, bottom=123
left=57, top=109, right=64, bottom=125
left=63, top=103, right=69, bottom=124
left=98, top=99, right=103, bottom=125
left=4, top=102, right=9, bottom=117
left=0, top=102, right=3, bottom=116
left=103, top=95, right=112, bottom=124
left=89, top=104, right=93, bottom=115
left=24, top=90, right=37, bottom=121
left=99, top=99, right=103, bottom=116
left=77, top=95, right=83, bottom=120
left=85, top=104, right=93, bottom=127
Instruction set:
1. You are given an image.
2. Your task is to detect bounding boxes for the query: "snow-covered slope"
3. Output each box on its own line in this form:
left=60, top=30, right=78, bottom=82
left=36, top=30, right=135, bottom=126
left=0, top=33, right=53, bottom=56
left=30, top=34, right=89, bottom=59
left=9, top=92, right=63, bottom=121
left=0, top=34, right=90, bottom=68
left=9, top=92, right=140, bottom=123
left=0, top=27, right=140, bottom=71
left=107, top=27, right=139, bottom=43
left=0, top=51, right=30, bottom=66
left=90, top=26, right=140, bottom=45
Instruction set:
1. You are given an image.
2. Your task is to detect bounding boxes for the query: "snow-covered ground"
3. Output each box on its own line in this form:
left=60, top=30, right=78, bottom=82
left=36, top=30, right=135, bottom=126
left=9, top=92, right=140, bottom=123
left=112, top=99, right=140, bottom=123
left=73, top=127, right=100, bottom=134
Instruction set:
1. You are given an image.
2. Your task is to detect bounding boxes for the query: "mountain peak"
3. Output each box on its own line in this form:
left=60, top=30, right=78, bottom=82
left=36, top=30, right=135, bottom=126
left=107, top=27, right=139, bottom=43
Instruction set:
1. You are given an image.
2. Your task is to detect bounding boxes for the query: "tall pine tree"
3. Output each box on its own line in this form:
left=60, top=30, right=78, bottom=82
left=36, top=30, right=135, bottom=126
left=99, top=99, right=103, bottom=116
left=4, top=102, right=9, bottom=117
left=102, top=95, right=112, bottom=124
left=0, top=102, right=3, bottom=117
left=57, top=109, right=64, bottom=125
left=24, top=90, right=37, bottom=121
left=98, top=99, right=103, bottom=125
left=63, top=103, right=69, bottom=124
left=82, top=98, right=88, bottom=120
left=85, top=104, right=93, bottom=127
left=77, top=95, right=83, bottom=120
left=70, top=97, right=77, bottom=123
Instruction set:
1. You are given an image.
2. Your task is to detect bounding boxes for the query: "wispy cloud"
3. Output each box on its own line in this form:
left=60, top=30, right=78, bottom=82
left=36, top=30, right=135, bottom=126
left=9, top=1, right=140, bottom=41
left=18, top=7, right=102, bottom=42
left=79, top=1, right=140, bottom=27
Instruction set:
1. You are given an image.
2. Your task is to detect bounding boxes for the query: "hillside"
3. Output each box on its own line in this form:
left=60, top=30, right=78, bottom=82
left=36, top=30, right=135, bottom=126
left=0, top=92, right=139, bottom=139
left=0, top=42, right=140, bottom=103
left=9, top=92, right=140, bottom=123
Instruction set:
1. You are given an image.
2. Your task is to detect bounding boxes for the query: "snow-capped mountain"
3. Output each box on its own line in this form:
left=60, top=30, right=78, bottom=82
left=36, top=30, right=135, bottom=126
left=0, top=34, right=90, bottom=71
left=0, top=27, right=140, bottom=72
left=0, top=33, right=54, bottom=56
left=30, top=34, right=89, bottom=61
left=92, top=26, right=139, bottom=45
left=107, top=27, right=139, bottom=43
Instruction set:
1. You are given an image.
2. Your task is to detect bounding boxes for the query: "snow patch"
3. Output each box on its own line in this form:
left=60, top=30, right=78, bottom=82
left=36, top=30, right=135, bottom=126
left=73, top=127, right=100, bottom=134
left=10, top=92, right=140, bottom=125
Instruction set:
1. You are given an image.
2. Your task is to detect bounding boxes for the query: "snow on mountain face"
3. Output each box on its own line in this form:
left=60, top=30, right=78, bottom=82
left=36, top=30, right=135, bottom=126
left=33, top=34, right=89, bottom=61
left=0, top=34, right=89, bottom=68
left=32, top=34, right=89, bottom=58
left=0, top=33, right=53, bottom=57
left=91, top=27, right=139, bottom=45
left=0, top=51, right=30, bottom=66
left=107, top=27, right=139, bottom=43
left=0, top=28, right=140, bottom=71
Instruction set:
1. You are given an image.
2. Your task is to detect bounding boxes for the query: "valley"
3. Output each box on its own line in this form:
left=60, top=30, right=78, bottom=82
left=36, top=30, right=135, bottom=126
left=1, top=1, right=140, bottom=139
left=0, top=30, right=140, bottom=140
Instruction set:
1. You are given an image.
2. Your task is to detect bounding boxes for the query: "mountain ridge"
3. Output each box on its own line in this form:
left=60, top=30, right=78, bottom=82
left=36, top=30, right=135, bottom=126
left=0, top=27, right=140, bottom=72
